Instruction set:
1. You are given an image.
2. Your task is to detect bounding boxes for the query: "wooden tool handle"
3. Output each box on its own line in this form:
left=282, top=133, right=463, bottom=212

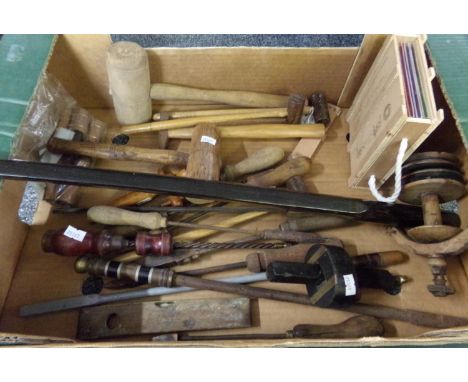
left=153, top=107, right=313, bottom=121
left=48, top=138, right=188, bottom=166
left=246, top=157, right=311, bottom=187
left=279, top=213, right=356, bottom=232
left=150, top=83, right=289, bottom=108
left=223, top=146, right=285, bottom=181
left=121, top=110, right=290, bottom=135
left=245, top=244, right=312, bottom=273
left=168, top=124, right=325, bottom=139
left=111, top=192, right=156, bottom=207
left=286, top=176, right=308, bottom=192
left=291, top=315, right=384, bottom=339
left=352, top=251, right=409, bottom=268
left=54, top=157, right=92, bottom=206
left=87, top=206, right=166, bottom=230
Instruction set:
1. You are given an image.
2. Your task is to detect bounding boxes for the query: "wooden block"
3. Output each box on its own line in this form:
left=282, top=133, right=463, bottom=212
left=77, top=297, right=251, bottom=340
left=347, top=34, right=444, bottom=189
left=291, top=103, right=342, bottom=159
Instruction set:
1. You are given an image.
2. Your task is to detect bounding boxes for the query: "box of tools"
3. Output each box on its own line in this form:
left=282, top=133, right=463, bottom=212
left=0, top=34, right=467, bottom=347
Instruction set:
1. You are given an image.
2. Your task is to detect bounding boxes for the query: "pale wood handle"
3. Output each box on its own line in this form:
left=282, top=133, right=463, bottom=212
left=121, top=110, right=291, bottom=135
left=150, top=83, right=289, bottom=108
left=48, top=138, right=188, bottom=166
left=223, top=146, right=285, bottom=180
left=87, top=206, right=166, bottom=230
left=246, top=157, right=311, bottom=187
left=168, top=124, right=325, bottom=139
left=174, top=211, right=267, bottom=241
left=153, top=106, right=313, bottom=121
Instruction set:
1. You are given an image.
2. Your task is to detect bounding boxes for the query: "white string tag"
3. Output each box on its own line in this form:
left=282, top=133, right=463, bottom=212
left=368, top=138, right=409, bottom=204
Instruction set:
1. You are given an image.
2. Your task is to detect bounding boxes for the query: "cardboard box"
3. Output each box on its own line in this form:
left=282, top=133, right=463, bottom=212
left=0, top=34, right=467, bottom=347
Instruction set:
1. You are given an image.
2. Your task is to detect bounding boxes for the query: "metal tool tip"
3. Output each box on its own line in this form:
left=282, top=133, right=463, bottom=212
left=74, top=256, right=90, bottom=273
left=398, top=275, right=412, bottom=284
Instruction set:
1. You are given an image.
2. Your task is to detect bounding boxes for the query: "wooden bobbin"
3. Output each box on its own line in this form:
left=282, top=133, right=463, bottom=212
left=397, top=151, right=466, bottom=297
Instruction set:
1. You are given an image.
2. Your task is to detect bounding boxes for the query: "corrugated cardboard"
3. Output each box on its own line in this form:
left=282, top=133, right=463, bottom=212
left=0, top=34, right=467, bottom=347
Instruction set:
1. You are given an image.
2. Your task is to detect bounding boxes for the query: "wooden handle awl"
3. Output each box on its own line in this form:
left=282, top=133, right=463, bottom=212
left=291, top=315, right=384, bottom=339
left=48, top=138, right=188, bottom=166
left=168, top=124, right=325, bottom=140
left=223, top=146, right=285, bottom=181
left=150, top=83, right=289, bottom=108
left=87, top=206, right=166, bottom=230
left=246, top=157, right=311, bottom=187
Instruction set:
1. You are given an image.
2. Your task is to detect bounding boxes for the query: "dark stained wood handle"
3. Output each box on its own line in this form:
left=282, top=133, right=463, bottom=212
left=245, top=244, right=312, bottom=273
left=291, top=315, right=384, bottom=338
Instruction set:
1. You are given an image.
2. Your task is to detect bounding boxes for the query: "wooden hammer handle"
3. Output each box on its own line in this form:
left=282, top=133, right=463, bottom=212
left=150, top=83, right=289, bottom=108
left=87, top=206, right=166, bottom=230
left=153, top=107, right=313, bottom=121
left=48, top=138, right=188, bottom=166
left=246, top=157, right=311, bottom=187
left=168, top=124, right=325, bottom=140
left=223, top=146, right=285, bottom=180
left=121, top=110, right=292, bottom=135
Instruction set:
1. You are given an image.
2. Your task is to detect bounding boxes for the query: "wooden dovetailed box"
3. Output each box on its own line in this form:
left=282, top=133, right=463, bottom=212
left=346, top=34, right=444, bottom=189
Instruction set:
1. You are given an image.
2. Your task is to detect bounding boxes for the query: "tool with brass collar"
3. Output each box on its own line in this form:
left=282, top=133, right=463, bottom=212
left=42, top=229, right=292, bottom=258
left=73, top=248, right=357, bottom=308
left=389, top=152, right=467, bottom=297
left=74, top=244, right=406, bottom=308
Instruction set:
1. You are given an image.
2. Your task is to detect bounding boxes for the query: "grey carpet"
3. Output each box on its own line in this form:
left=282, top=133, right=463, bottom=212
left=112, top=34, right=363, bottom=48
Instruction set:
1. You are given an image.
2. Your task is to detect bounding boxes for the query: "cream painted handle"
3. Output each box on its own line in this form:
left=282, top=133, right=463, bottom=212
left=174, top=211, right=268, bottom=241
left=87, top=206, right=167, bottom=230
left=150, top=83, right=289, bottom=108
left=168, top=124, right=325, bottom=139
left=223, top=147, right=285, bottom=181
left=153, top=106, right=313, bottom=121
left=121, top=110, right=291, bottom=135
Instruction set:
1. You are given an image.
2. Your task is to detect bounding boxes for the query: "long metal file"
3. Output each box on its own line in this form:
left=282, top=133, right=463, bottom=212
left=0, top=160, right=460, bottom=227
